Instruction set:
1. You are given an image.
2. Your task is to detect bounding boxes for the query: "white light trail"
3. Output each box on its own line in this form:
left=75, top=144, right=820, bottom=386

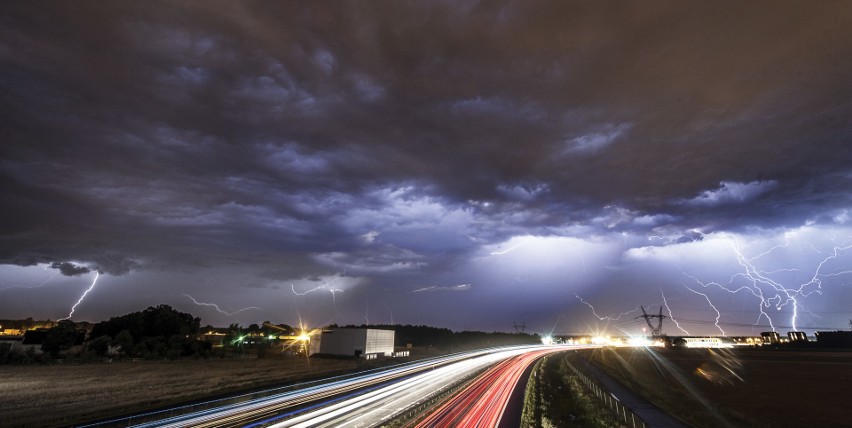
left=182, top=294, right=262, bottom=316
left=58, top=271, right=100, bottom=321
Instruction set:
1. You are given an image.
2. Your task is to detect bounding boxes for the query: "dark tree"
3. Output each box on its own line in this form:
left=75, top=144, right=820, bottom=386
left=86, top=335, right=111, bottom=356
left=91, top=305, right=200, bottom=343
left=41, top=320, right=82, bottom=357
left=111, top=329, right=134, bottom=356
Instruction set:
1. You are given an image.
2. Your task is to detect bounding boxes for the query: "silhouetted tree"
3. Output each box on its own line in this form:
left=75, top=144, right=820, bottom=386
left=111, top=329, right=134, bottom=357
left=86, top=335, right=111, bottom=356
left=41, top=320, right=82, bottom=357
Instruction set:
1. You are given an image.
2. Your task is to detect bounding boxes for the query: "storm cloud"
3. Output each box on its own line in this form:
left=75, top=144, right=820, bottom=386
left=49, top=262, right=92, bottom=277
left=1, top=2, right=851, bottom=332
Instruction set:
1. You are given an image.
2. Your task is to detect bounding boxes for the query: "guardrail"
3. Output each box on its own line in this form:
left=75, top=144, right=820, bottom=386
left=564, top=361, right=647, bottom=428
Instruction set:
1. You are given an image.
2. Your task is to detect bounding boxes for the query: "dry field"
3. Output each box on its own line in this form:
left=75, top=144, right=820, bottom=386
left=1, top=356, right=363, bottom=427
left=587, top=347, right=852, bottom=428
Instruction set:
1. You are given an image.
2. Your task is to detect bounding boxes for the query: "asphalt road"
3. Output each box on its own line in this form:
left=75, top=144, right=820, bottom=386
left=121, top=345, right=587, bottom=427
left=413, top=348, right=577, bottom=428
left=267, top=346, right=566, bottom=427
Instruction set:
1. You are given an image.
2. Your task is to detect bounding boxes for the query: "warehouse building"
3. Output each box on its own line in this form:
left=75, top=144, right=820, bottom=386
left=310, top=328, right=395, bottom=358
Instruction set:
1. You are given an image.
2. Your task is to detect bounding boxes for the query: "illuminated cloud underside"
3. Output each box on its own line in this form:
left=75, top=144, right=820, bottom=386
left=1, top=3, right=851, bottom=332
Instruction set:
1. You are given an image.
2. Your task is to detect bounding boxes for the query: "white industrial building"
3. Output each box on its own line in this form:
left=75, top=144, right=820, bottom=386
left=310, top=328, right=394, bottom=358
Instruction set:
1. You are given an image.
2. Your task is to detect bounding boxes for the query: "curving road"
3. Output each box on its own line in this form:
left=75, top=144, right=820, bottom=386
left=109, top=345, right=593, bottom=428
left=265, top=346, right=564, bottom=428
left=413, top=348, right=569, bottom=428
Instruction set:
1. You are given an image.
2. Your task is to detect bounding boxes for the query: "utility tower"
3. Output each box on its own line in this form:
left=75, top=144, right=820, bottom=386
left=636, top=306, right=668, bottom=337
left=513, top=321, right=526, bottom=334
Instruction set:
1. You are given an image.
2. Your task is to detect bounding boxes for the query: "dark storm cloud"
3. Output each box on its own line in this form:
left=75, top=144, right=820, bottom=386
left=1, top=1, right=851, bottom=301
left=49, top=262, right=91, bottom=277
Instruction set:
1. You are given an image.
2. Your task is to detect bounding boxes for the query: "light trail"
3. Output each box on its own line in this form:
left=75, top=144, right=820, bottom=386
left=58, top=271, right=100, bottom=321
left=268, top=345, right=576, bottom=428
left=182, top=294, right=262, bottom=316
left=414, top=348, right=566, bottom=427
left=112, top=345, right=588, bottom=428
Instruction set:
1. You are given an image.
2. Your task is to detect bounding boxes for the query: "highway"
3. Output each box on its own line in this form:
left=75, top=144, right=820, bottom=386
left=266, top=346, right=561, bottom=428
left=413, top=349, right=564, bottom=427
left=130, top=349, right=493, bottom=428
left=121, top=345, right=590, bottom=427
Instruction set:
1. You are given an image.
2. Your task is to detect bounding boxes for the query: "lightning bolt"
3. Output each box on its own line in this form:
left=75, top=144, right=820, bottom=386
left=182, top=294, right=262, bottom=316
left=575, top=294, right=641, bottom=321
left=490, top=242, right=525, bottom=255
left=1, top=272, right=55, bottom=293
left=682, top=233, right=852, bottom=332
left=660, top=289, right=691, bottom=335
left=365, top=301, right=370, bottom=325
left=682, top=284, right=726, bottom=335
left=58, top=271, right=100, bottom=321
left=290, top=283, right=343, bottom=306
left=411, top=283, right=471, bottom=293
left=385, top=305, right=395, bottom=325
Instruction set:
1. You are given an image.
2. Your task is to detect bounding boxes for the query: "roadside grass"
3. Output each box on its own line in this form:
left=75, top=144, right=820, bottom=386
left=521, top=353, right=626, bottom=428
left=586, top=347, right=852, bottom=428
left=1, top=356, right=367, bottom=427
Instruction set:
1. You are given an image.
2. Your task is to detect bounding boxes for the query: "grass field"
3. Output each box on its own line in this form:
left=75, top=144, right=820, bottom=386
left=1, top=356, right=367, bottom=427
left=586, top=347, right=852, bottom=427
left=522, top=354, right=627, bottom=428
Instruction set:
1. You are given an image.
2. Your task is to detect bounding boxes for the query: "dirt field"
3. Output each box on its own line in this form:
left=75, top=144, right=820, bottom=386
left=1, top=356, right=365, bottom=427
left=586, top=347, right=852, bottom=428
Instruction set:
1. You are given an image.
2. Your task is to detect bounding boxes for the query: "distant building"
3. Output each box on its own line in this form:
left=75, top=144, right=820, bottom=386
left=311, top=328, right=394, bottom=358
left=730, top=336, right=763, bottom=346
left=0, top=327, right=23, bottom=336
left=787, top=331, right=808, bottom=342
left=761, top=331, right=781, bottom=344
left=201, top=328, right=229, bottom=348
left=815, top=331, right=852, bottom=348
left=673, top=337, right=732, bottom=348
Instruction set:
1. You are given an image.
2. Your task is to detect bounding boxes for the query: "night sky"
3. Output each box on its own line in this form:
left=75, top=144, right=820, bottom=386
left=2, top=2, right=852, bottom=336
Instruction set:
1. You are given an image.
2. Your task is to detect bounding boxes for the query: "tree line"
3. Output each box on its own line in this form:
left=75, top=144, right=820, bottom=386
left=0, top=305, right=291, bottom=363
left=1, top=307, right=540, bottom=364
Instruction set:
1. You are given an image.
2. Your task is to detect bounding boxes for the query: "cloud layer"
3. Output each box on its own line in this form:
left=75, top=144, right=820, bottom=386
left=1, top=2, right=851, bottom=332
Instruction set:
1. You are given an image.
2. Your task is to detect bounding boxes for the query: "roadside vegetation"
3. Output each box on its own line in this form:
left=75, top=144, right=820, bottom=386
left=521, top=353, right=625, bottom=428
left=0, top=356, right=375, bottom=427
left=586, top=347, right=852, bottom=428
